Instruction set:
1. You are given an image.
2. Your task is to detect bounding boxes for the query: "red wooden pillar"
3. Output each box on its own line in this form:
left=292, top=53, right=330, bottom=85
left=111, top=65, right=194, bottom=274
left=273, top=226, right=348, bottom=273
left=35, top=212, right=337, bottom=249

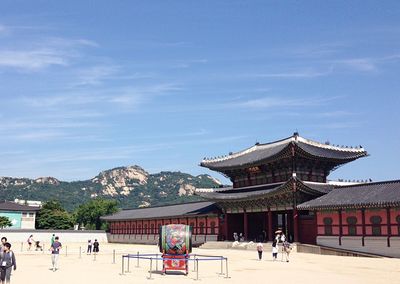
left=338, top=209, right=343, bottom=246
left=205, top=216, right=208, bottom=242
left=268, top=208, right=273, bottom=241
left=361, top=208, right=366, bottom=246
left=293, top=208, right=299, bottom=242
left=141, top=220, right=144, bottom=240
left=387, top=207, right=391, bottom=247
left=243, top=210, right=248, bottom=241
left=292, top=179, right=299, bottom=242
left=195, top=216, right=198, bottom=241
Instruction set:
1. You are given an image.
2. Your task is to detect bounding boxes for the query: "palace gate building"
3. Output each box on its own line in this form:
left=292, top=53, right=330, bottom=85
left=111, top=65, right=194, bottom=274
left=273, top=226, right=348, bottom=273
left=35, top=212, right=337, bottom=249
left=197, top=132, right=368, bottom=243
left=103, top=133, right=400, bottom=256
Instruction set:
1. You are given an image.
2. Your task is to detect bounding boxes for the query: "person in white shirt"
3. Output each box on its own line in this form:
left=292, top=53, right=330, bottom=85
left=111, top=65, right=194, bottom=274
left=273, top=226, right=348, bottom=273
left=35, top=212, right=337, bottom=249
left=256, top=242, right=263, bottom=260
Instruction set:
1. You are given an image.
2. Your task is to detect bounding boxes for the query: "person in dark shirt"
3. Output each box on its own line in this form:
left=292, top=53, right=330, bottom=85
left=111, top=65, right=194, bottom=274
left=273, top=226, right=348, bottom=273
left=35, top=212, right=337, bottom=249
left=0, top=242, right=16, bottom=284
left=93, top=239, right=99, bottom=254
left=50, top=237, right=62, bottom=272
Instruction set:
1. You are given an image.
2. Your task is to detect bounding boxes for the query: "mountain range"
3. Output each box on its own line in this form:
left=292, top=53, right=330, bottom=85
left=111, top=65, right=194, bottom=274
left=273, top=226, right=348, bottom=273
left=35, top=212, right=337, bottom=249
left=0, top=166, right=222, bottom=211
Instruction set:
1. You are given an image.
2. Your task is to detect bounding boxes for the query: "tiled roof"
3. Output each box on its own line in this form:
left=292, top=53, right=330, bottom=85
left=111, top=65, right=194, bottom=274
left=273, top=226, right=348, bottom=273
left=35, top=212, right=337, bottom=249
left=195, top=179, right=332, bottom=202
left=0, top=201, right=40, bottom=212
left=301, top=181, right=335, bottom=194
left=101, top=201, right=219, bottom=221
left=195, top=182, right=287, bottom=201
left=200, top=134, right=367, bottom=170
left=297, top=180, right=400, bottom=210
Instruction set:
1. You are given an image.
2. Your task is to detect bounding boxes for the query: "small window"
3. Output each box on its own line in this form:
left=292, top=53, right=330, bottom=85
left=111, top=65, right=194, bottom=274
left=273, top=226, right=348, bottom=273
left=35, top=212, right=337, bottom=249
left=370, top=216, right=382, bottom=236
left=346, top=216, right=357, bottom=236
left=210, top=221, right=216, bottom=235
left=138, top=225, right=142, bottom=234
left=150, top=224, right=155, bottom=234
left=323, top=217, right=333, bottom=235
left=144, top=224, right=148, bottom=234
left=132, top=225, right=136, bottom=234
left=199, top=222, right=205, bottom=234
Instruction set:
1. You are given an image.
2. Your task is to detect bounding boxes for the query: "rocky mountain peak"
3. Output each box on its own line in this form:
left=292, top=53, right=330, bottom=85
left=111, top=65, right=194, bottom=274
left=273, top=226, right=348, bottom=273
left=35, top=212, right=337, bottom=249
left=91, top=165, right=149, bottom=196
left=34, top=177, right=60, bottom=186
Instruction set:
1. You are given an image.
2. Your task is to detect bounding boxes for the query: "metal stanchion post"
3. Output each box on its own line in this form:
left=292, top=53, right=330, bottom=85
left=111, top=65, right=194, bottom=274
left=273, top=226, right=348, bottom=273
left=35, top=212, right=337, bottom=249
left=65, top=246, right=68, bottom=256
left=136, top=251, right=139, bottom=267
left=20, top=242, right=23, bottom=252
left=93, top=253, right=96, bottom=261
left=196, top=259, right=199, bottom=281
left=192, top=254, right=196, bottom=272
left=156, top=254, right=158, bottom=271
left=224, top=258, right=230, bottom=278
left=121, top=256, right=125, bottom=275
left=79, top=246, right=82, bottom=258
left=127, top=255, right=130, bottom=272
left=148, top=258, right=153, bottom=280
left=112, top=249, right=116, bottom=264
left=42, top=243, right=45, bottom=254
left=220, top=257, right=223, bottom=275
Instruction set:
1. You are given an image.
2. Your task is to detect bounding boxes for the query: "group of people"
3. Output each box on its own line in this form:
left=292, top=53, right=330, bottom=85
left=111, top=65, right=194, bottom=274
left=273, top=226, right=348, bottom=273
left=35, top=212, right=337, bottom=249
left=0, top=237, right=16, bottom=284
left=256, top=231, right=292, bottom=262
left=27, top=234, right=62, bottom=272
left=86, top=239, right=100, bottom=255
left=233, top=232, right=245, bottom=242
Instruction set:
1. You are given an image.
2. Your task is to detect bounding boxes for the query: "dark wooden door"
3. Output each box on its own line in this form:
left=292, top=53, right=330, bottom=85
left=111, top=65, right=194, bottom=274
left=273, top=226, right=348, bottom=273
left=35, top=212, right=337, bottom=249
left=298, top=215, right=317, bottom=244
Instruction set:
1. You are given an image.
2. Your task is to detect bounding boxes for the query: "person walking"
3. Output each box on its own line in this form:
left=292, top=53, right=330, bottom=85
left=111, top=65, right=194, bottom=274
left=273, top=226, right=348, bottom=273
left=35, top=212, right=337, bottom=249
left=93, top=239, right=99, bottom=255
left=272, top=240, right=278, bottom=261
left=256, top=242, right=263, bottom=260
left=0, top=242, right=16, bottom=284
left=87, top=240, right=92, bottom=255
left=50, top=237, right=62, bottom=272
left=283, top=241, right=291, bottom=262
left=0, top=238, right=7, bottom=258
left=27, top=235, right=34, bottom=251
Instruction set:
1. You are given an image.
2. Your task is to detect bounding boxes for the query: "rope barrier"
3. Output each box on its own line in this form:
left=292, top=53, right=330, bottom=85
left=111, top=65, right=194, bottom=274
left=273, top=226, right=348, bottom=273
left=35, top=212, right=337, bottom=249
left=120, top=252, right=229, bottom=281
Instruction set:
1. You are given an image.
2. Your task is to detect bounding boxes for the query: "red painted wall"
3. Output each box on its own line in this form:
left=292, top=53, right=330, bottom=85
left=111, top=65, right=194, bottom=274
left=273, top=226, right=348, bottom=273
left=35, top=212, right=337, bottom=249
left=316, top=208, right=400, bottom=236
left=109, top=215, right=220, bottom=236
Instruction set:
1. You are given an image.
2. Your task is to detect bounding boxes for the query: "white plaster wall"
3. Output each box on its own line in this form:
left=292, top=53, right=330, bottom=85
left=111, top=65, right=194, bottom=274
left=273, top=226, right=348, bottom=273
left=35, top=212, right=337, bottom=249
left=0, top=230, right=107, bottom=245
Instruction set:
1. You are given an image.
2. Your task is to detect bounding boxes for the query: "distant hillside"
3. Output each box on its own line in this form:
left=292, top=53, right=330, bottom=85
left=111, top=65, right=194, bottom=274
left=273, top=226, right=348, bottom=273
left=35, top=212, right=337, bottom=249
left=0, top=166, right=222, bottom=211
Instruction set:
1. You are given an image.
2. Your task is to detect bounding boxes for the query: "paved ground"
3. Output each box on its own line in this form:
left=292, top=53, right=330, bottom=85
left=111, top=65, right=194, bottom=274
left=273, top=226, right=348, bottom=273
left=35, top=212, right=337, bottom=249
left=9, top=243, right=400, bottom=284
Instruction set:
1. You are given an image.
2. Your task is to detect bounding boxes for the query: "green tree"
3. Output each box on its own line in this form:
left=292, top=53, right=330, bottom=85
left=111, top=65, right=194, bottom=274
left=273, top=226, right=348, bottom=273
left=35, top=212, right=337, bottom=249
left=0, top=216, right=12, bottom=229
left=75, top=199, right=118, bottom=230
left=36, top=201, right=74, bottom=229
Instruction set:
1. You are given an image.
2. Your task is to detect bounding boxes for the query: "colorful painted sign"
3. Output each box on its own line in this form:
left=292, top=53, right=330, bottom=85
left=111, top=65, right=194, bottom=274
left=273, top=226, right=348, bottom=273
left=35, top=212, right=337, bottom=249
left=0, top=212, right=22, bottom=229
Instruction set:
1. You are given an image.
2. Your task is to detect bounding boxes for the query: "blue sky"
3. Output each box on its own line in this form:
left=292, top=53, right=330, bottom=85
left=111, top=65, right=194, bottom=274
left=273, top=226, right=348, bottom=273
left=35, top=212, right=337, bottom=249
left=0, top=1, right=399, bottom=183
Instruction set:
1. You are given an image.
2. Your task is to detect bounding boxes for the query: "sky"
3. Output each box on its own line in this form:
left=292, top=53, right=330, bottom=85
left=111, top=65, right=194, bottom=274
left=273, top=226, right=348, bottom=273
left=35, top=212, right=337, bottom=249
left=0, top=1, right=399, bottom=183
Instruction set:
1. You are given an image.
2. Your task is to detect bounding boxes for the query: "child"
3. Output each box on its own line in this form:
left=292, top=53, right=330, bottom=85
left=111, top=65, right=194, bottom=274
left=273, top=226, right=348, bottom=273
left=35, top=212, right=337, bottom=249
left=256, top=242, right=263, bottom=260
left=0, top=242, right=16, bottom=284
left=272, top=240, right=278, bottom=261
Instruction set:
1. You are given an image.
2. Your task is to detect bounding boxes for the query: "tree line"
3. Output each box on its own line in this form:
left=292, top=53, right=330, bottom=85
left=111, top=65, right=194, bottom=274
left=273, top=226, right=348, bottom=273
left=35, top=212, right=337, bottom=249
left=35, top=198, right=118, bottom=230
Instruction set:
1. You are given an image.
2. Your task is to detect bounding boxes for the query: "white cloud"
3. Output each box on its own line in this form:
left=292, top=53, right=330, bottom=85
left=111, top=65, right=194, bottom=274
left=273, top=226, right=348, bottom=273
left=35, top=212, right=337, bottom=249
left=0, top=49, right=68, bottom=70
left=76, top=65, right=120, bottom=85
left=251, top=68, right=332, bottom=78
left=335, top=58, right=376, bottom=72
left=227, top=96, right=340, bottom=109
